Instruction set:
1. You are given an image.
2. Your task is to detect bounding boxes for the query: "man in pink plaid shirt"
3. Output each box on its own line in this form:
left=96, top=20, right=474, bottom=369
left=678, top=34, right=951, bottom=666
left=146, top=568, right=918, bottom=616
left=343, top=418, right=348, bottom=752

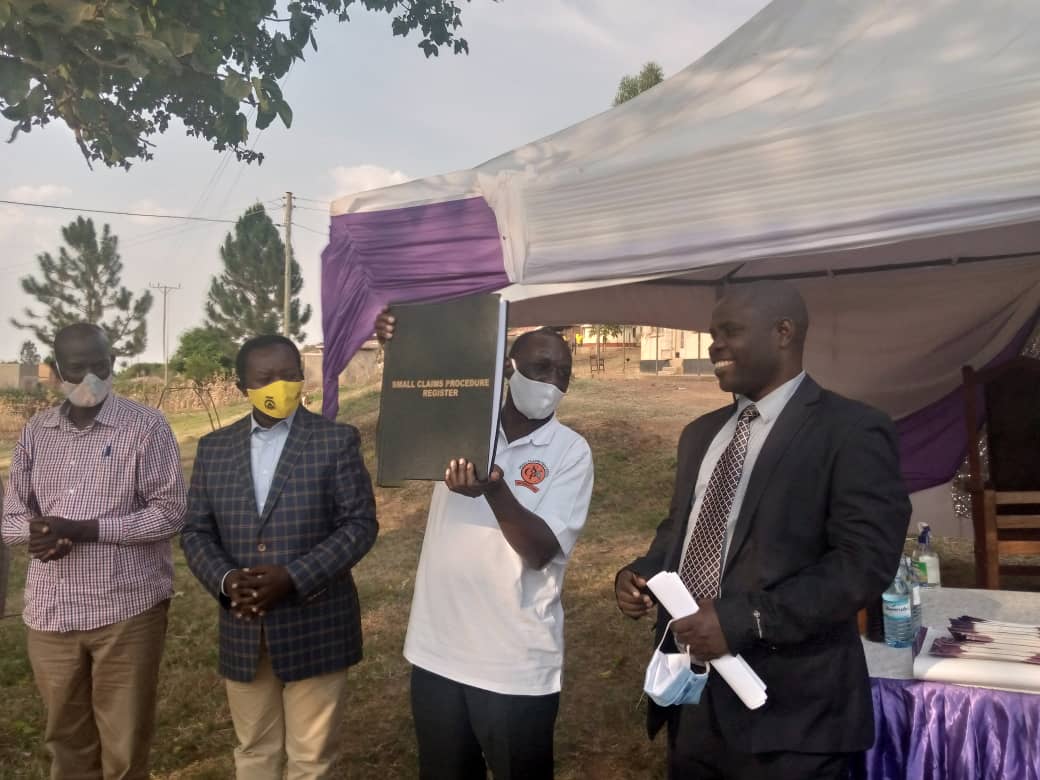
left=1, top=323, right=187, bottom=780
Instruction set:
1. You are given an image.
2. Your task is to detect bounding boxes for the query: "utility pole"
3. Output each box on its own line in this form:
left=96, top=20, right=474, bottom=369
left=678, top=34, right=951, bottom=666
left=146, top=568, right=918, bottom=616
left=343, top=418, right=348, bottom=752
left=283, top=191, right=293, bottom=337
left=149, top=282, right=181, bottom=387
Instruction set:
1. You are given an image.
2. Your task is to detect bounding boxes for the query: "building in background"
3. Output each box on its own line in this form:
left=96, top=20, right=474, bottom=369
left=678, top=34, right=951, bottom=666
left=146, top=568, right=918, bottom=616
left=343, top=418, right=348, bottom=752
left=0, top=362, right=40, bottom=391
left=639, top=329, right=711, bottom=376
left=301, top=340, right=383, bottom=393
left=576, top=325, right=639, bottom=348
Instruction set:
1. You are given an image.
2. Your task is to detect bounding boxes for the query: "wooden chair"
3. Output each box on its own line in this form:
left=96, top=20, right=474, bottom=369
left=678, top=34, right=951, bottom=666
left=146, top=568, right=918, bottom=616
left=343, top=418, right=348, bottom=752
left=589, top=354, right=605, bottom=376
left=962, top=356, right=1040, bottom=589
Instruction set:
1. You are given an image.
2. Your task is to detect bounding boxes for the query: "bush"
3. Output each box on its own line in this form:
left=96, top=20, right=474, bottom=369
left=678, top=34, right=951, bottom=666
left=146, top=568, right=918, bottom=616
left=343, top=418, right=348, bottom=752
left=120, top=362, right=164, bottom=379
left=0, top=386, right=61, bottom=433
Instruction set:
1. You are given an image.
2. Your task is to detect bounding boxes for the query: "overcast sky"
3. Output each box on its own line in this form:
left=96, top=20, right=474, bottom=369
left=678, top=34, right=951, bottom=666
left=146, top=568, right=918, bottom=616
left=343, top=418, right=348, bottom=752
left=0, top=0, right=769, bottom=365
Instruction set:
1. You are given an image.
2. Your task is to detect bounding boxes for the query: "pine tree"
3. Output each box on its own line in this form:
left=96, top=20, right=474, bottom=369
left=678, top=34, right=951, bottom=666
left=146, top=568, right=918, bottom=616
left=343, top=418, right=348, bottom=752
left=205, top=204, right=311, bottom=343
left=12, top=217, right=153, bottom=357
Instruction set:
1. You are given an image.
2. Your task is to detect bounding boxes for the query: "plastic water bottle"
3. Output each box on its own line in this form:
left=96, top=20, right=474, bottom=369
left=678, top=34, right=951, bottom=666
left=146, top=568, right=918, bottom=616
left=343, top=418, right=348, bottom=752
left=882, top=559, right=915, bottom=648
left=913, top=523, right=941, bottom=587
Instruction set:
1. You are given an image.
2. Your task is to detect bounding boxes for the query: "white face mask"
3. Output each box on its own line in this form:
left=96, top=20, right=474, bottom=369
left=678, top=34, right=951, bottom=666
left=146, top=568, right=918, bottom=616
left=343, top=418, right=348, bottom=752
left=508, top=358, right=565, bottom=420
left=57, top=366, right=112, bottom=408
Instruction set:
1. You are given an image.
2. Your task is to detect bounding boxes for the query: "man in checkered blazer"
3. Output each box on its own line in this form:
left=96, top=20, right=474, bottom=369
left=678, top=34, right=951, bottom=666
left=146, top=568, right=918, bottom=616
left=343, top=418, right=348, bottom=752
left=181, top=334, right=377, bottom=780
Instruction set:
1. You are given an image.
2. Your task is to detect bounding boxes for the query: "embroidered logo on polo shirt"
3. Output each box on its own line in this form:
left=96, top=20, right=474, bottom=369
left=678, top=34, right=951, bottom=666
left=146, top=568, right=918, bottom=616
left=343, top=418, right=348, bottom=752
left=516, top=461, right=548, bottom=493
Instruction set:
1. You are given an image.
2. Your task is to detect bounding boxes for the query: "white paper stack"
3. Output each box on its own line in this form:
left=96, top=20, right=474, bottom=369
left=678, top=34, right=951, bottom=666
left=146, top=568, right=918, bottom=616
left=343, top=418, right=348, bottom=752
left=646, top=572, right=768, bottom=710
left=913, top=622, right=1040, bottom=693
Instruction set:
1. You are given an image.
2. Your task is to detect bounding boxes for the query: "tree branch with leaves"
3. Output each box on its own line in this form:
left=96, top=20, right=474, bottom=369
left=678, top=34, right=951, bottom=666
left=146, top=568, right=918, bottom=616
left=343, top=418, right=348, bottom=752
left=614, top=61, right=664, bottom=107
left=0, top=0, right=477, bottom=168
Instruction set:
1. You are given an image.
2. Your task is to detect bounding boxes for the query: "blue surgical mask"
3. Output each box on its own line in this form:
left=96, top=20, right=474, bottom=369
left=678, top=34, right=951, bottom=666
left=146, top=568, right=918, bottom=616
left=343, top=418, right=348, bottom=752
left=643, top=621, right=711, bottom=707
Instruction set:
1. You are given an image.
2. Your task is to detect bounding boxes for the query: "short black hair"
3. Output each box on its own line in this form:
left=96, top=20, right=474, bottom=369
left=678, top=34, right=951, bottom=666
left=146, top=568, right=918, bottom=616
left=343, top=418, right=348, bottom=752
left=235, top=334, right=302, bottom=386
left=54, top=323, right=110, bottom=361
left=725, top=280, right=811, bottom=345
left=508, top=326, right=565, bottom=359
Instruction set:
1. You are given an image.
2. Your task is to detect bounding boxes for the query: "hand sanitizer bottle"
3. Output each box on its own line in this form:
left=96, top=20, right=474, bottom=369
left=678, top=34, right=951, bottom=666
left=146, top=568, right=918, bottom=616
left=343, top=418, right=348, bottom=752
left=906, top=555, right=922, bottom=636
left=912, top=523, right=941, bottom=587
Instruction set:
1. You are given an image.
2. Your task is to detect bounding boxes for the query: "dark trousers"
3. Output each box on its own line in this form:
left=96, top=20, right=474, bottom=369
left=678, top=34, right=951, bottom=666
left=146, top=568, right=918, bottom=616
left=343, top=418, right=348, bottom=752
left=667, top=703, right=856, bottom=780
left=411, top=665, right=559, bottom=780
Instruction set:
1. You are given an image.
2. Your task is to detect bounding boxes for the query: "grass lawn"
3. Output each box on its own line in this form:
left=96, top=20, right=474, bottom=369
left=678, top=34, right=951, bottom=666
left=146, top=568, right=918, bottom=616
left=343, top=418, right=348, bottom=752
left=0, top=356, right=1004, bottom=778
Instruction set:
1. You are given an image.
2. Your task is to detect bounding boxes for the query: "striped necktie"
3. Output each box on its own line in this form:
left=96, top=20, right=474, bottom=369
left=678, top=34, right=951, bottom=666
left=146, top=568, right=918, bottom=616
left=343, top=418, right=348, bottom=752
left=679, top=404, right=760, bottom=600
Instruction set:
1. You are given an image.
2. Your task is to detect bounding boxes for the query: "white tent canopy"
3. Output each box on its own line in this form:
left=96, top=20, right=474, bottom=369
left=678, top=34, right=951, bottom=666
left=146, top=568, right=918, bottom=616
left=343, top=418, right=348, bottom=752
left=328, top=0, right=1040, bottom=414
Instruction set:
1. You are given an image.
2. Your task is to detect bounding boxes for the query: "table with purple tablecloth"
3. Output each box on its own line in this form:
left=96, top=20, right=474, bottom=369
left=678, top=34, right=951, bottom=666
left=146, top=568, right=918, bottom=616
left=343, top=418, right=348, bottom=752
left=861, top=587, right=1040, bottom=780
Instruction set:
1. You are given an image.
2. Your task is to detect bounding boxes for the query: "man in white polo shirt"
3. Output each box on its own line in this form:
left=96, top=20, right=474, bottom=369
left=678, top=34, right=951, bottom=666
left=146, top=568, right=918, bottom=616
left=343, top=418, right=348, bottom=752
left=376, top=315, right=593, bottom=780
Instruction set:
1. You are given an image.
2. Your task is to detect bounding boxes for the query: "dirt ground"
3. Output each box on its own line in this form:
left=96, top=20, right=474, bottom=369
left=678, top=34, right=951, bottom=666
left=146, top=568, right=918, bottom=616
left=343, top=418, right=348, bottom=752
left=0, top=350, right=1032, bottom=778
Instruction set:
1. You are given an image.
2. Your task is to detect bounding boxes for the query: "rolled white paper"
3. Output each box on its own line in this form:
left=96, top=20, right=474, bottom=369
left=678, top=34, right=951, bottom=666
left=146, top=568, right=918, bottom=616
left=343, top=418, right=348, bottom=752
left=646, top=571, right=768, bottom=710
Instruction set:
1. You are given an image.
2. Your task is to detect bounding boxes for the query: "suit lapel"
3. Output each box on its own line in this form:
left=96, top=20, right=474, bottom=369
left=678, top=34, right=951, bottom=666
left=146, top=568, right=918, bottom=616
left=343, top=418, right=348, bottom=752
left=258, top=409, right=314, bottom=528
left=233, top=416, right=259, bottom=517
left=722, top=376, right=822, bottom=575
left=666, top=405, right=734, bottom=571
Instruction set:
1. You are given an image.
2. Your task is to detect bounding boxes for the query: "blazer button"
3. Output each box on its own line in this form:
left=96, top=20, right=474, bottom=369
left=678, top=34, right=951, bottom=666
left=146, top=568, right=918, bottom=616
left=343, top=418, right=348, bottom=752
left=257, top=543, right=267, bottom=552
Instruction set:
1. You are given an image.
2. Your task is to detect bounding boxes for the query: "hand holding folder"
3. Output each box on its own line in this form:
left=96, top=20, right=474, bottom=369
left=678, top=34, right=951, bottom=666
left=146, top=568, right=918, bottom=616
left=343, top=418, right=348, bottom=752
left=646, top=572, right=768, bottom=710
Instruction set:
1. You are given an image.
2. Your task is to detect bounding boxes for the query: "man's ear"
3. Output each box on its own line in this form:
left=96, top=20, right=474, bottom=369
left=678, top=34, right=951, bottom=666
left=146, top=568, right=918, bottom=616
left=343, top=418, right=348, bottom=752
left=503, top=357, right=515, bottom=379
left=775, top=318, right=796, bottom=349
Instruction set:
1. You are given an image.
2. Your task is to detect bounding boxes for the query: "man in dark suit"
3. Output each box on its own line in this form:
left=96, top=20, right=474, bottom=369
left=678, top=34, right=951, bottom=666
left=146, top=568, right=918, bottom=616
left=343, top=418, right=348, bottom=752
left=182, top=335, right=377, bottom=780
left=616, top=282, right=910, bottom=780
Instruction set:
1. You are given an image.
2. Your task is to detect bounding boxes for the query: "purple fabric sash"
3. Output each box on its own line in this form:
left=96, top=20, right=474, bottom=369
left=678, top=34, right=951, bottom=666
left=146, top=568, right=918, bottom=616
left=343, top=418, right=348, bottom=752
left=894, top=313, right=1037, bottom=493
left=863, top=677, right=1040, bottom=780
left=319, top=197, right=508, bottom=418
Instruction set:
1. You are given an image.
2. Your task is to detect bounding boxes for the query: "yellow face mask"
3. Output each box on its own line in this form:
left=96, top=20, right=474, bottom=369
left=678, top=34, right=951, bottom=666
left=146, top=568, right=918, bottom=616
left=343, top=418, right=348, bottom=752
left=247, top=380, right=303, bottom=419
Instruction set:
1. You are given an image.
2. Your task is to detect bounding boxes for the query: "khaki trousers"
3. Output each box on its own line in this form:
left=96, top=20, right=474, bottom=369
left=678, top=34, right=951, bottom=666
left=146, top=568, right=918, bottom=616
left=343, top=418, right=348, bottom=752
left=26, top=601, right=169, bottom=780
left=225, top=642, right=349, bottom=780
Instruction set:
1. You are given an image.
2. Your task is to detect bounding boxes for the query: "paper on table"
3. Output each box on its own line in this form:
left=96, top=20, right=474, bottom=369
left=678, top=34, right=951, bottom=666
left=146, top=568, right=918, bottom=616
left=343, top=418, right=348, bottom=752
left=914, top=627, right=1040, bottom=693
left=646, top=572, right=768, bottom=710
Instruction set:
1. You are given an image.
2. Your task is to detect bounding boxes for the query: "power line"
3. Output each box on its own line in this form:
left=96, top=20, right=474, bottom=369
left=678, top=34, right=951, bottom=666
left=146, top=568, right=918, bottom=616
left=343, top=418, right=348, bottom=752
left=292, top=196, right=328, bottom=204
left=291, top=221, right=326, bottom=237
left=213, top=65, right=295, bottom=218
left=3, top=67, right=296, bottom=249
left=0, top=199, right=244, bottom=224
left=121, top=196, right=281, bottom=248
left=121, top=219, right=223, bottom=249
left=292, top=204, right=328, bottom=213
left=147, top=96, right=261, bottom=264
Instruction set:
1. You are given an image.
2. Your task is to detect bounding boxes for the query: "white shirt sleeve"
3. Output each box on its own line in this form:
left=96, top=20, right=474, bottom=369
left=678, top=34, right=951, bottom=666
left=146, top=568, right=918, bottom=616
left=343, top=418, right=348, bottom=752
left=536, top=439, right=594, bottom=560
left=220, top=569, right=235, bottom=597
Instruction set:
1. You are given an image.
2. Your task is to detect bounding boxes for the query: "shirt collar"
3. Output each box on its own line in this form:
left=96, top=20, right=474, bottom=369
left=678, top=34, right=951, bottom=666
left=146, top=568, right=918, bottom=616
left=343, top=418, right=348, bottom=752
left=250, top=407, right=298, bottom=434
left=736, top=371, right=806, bottom=424
left=47, top=392, right=122, bottom=430
left=499, top=414, right=561, bottom=449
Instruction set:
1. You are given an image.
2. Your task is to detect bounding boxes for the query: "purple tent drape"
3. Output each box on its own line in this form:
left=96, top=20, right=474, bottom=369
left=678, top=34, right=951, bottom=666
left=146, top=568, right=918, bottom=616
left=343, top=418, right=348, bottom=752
left=894, top=312, right=1037, bottom=493
left=320, top=195, right=1034, bottom=489
left=320, top=197, right=509, bottom=418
